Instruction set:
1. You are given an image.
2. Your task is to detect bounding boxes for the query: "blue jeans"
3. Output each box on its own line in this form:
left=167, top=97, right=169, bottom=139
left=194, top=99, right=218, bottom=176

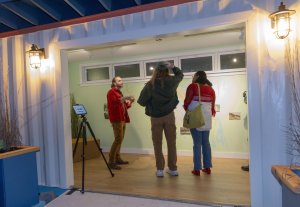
left=190, top=128, right=212, bottom=170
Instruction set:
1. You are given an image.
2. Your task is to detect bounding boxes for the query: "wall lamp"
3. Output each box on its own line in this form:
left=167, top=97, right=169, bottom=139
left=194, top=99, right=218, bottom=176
left=27, top=44, right=45, bottom=69
left=269, top=2, right=296, bottom=39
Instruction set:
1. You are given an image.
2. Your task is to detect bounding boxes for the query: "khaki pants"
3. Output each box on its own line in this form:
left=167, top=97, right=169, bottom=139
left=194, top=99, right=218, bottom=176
left=151, top=111, right=177, bottom=171
left=109, top=121, right=126, bottom=163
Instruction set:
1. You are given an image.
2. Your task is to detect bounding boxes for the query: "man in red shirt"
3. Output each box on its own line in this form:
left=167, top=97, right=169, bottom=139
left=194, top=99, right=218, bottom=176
left=107, top=76, right=134, bottom=170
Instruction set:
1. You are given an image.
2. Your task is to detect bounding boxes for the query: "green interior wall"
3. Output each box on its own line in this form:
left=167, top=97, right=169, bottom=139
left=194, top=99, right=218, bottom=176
left=69, top=62, right=248, bottom=155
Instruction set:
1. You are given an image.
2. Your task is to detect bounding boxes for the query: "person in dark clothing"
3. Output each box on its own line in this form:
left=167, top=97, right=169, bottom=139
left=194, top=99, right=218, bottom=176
left=138, top=61, right=183, bottom=177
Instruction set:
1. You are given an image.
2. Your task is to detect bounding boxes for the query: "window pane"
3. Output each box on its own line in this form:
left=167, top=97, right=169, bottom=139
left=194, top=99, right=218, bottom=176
left=86, top=67, right=109, bottom=81
left=180, top=56, right=212, bottom=73
left=220, top=53, right=246, bottom=70
left=145, top=60, right=174, bottom=76
left=114, top=64, right=140, bottom=78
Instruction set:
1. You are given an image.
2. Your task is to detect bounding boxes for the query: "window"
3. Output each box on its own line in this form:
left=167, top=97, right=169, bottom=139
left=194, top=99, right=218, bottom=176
left=180, top=55, right=213, bottom=73
left=82, top=65, right=110, bottom=83
left=145, top=60, right=175, bottom=76
left=86, top=67, right=109, bottom=81
left=114, top=63, right=140, bottom=79
left=80, top=50, right=246, bottom=85
left=220, top=52, right=246, bottom=70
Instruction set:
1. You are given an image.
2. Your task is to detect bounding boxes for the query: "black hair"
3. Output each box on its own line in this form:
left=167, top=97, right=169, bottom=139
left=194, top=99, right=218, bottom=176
left=194, top=71, right=212, bottom=86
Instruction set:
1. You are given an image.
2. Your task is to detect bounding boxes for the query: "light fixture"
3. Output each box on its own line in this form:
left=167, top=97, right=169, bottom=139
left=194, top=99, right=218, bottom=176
left=269, top=2, right=296, bottom=39
left=27, top=44, right=45, bottom=69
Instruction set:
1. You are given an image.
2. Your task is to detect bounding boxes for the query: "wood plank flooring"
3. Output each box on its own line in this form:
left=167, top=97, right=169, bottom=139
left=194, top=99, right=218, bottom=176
left=73, top=154, right=250, bottom=206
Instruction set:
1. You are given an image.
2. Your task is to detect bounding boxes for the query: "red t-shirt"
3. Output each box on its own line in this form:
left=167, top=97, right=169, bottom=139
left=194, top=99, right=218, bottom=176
left=183, top=83, right=216, bottom=116
left=107, top=87, right=131, bottom=123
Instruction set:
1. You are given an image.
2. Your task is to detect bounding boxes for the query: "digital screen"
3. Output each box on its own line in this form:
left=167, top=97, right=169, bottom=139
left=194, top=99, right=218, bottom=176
left=73, top=104, right=87, bottom=115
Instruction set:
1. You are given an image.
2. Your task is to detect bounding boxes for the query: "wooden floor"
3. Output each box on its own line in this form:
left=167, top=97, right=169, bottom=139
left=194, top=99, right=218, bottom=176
left=73, top=154, right=250, bottom=207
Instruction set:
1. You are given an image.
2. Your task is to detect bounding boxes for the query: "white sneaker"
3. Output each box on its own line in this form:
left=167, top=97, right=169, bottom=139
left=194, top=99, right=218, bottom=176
left=156, top=170, right=164, bottom=177
left=167, top=169, right=179, bottom=176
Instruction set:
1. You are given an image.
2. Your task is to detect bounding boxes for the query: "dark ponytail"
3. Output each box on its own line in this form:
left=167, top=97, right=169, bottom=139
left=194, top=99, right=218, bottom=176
left=194, top=71, right=212, bottom=86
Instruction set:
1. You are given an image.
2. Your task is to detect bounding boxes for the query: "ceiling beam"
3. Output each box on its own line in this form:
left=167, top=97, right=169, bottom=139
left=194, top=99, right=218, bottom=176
left=0, top=0, right=198, bottom=38
left=64, top=0, right=86, bottom=17
left=30, top=0, right=62, bottom=21
left=1, top=2, right=39, bottom=25
left=0, top=0, right=14, bottom=3
left=0, top=16, right=18, bottom=29
left=97, top=0, right=112, bottom=11
left=0, top=7, right=30, bottom=29
left=134, top=0, right=142, bottom=5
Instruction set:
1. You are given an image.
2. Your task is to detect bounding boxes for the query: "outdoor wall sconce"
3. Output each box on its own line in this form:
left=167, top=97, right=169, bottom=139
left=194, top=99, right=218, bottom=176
left=27, top=44, right=45, bottom=69
left=269, top=2, right=296, bottom=39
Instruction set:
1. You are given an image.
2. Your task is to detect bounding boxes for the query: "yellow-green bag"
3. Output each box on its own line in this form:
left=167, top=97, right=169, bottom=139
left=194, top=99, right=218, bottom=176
left=183, top=84, right=205, bottom=128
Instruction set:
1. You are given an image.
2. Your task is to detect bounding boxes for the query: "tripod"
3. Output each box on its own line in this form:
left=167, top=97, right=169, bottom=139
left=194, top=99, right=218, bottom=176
left=73, top=115, right=114, bottom=194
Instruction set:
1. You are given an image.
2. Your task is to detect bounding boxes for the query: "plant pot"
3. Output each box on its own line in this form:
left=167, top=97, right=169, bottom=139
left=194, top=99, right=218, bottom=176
left=272, top=165, right=300, bottom=207
left=0, top=146, right=40, bottom=207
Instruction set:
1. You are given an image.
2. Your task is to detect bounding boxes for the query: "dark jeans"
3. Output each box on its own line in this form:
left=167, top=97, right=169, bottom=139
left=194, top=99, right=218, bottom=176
left=190, top=128, right=212, bottom=170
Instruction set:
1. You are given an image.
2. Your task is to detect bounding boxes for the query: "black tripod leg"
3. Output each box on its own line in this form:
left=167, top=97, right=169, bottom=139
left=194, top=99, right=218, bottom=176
left=73, top=121, right=83, bottom=157
left=81, top=123, right=86, bottom=193
left=86, top=121, right=114, bottom=177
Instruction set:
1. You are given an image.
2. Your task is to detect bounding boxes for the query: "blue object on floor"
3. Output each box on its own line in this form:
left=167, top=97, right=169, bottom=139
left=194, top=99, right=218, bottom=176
left=38, top=185, right=67, bottom=205
left=291, top=169, right=300, bottom=177
left=38, top=185, right=66, bottom=197
left=32, top=200, right=46, bottom=207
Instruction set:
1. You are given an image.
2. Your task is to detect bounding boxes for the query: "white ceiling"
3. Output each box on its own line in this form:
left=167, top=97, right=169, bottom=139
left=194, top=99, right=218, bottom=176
left=67, top=23, right=245, bottom=63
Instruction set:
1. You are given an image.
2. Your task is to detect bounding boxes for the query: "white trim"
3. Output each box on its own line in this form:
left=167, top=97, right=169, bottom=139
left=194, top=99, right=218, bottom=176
left=57, top=7, right=255, bottom=200
left=245, top=12, right=263, bottom=207
left=57, top=11, right=253, bottom=50
left=78, top=49, right=246, bottom=86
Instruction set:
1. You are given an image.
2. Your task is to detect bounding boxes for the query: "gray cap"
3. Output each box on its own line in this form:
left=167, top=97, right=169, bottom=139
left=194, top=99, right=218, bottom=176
left=156, top=61, right=170, bottom=71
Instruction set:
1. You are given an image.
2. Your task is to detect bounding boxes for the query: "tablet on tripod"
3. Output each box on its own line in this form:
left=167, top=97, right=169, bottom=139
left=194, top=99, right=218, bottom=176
left=73, top=104, right=87, bottom=115
left=72, top=103, right=114, bottom=192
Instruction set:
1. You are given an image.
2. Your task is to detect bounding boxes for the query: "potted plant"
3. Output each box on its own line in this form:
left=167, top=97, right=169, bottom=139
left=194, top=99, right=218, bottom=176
left=271, top=39, right=300, bottom=207
left=0, top=88, right=40, bottom=207
left=0, top=91, right=22, bottom=152
left=286, top=38, right=300, bottom=169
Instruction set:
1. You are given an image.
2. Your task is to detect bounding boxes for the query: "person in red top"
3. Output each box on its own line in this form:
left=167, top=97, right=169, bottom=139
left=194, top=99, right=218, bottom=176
left=107, top=76, right=134, bottom=170
left=183, top=71, right=216, bottom=176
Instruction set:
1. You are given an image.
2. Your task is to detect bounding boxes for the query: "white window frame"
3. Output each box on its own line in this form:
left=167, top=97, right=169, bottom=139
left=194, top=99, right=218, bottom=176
left=112, top=61, right=143, bottom=81
left=178, top=53, right=215, bottom=76
left=143, top=57, right=178, bottom=78
left=217, top=50, right=246, bottom=73
left=79, top=50, right=247, bottom=85
left=80, top=63, right=112, bottom=85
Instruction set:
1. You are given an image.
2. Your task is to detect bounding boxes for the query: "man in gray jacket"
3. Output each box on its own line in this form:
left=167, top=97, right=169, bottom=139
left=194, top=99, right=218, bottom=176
left=138, top=61, right=183, bottom=177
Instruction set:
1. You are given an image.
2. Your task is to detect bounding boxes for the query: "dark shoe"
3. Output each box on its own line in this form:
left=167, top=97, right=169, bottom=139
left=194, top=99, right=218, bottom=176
left=202, top=168, right=211, bottom=174
left=116, top=160, right=129, bottom=165
left=192, top=170, right=200, bottom=176
left=241, top=165, right=249, bottom=171
left=108, top=163, right=122, bottom=170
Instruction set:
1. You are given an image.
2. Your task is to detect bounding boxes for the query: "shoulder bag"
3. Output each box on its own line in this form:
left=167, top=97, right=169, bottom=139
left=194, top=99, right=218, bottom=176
left=183, top=84, right=205, bottom=128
